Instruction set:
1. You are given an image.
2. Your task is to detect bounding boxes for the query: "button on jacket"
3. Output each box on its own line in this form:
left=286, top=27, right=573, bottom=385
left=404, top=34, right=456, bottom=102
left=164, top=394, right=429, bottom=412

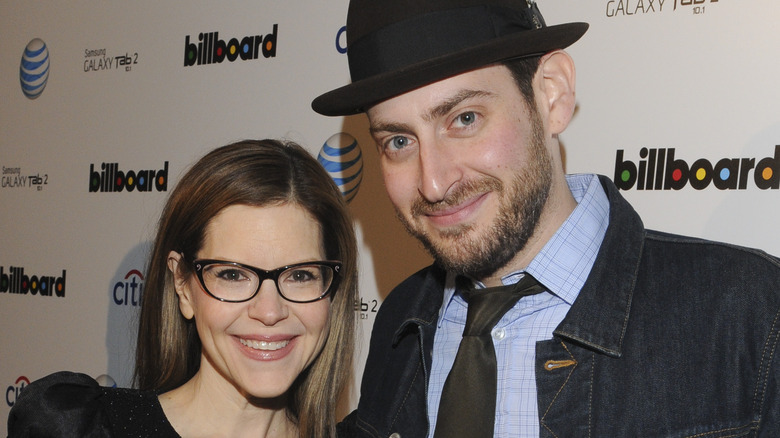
left=337, top=175, right=780, bottom=438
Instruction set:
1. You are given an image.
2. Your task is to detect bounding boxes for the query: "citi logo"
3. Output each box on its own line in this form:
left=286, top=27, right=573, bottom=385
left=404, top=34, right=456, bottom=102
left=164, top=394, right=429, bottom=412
left=113, top=269, right=143, bottom=306
left=89, top=162, right=168, bottom=193
left=614, top=146, right=780, bottom=191
left=6, top=376, right=30, bottom=407
left=0, top=266, right=66, bottom=297
left=184, top=25, right=278, bottom=67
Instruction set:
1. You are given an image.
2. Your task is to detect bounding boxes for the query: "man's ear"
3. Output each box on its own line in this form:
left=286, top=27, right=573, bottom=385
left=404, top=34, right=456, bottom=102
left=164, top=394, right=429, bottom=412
left=536, top=50, right=577, bottom=135
left=168, top=251, right=195, bottom=320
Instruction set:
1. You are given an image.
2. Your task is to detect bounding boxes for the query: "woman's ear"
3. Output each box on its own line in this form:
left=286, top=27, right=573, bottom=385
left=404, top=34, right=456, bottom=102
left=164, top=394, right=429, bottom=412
left=168, top=251, right=195, bottom=320
left=536, top=50, right=577, bottom=136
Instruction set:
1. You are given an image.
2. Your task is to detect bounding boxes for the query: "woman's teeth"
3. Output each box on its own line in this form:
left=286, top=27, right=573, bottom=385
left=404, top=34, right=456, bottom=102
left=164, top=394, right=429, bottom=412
left=240, top=338, right=290, bottom=351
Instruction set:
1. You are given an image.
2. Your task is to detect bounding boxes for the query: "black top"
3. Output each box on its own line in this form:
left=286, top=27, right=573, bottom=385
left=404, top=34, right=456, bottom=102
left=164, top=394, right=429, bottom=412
left=7, top=371, right=180, bottom=438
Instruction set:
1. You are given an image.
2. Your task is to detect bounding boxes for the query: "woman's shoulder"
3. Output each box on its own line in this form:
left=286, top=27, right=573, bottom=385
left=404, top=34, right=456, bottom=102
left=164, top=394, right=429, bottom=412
left=99, top=382, right=180, bottom=437
left=7, top=371, right=179, bottom=438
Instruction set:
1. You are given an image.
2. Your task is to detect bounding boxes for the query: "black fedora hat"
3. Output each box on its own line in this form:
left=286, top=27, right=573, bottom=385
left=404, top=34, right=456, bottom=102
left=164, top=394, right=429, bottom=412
left=312, top=0, right=588, bottom=116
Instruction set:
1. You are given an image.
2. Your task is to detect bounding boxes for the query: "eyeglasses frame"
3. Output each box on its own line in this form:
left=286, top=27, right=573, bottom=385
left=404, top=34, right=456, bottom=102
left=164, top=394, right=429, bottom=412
left=191, top=258, right=342, bottom=304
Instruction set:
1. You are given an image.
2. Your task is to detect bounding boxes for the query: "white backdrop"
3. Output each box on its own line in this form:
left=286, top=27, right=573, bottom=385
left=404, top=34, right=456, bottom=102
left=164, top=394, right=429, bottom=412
left=2, top=0, right=779, bottom=429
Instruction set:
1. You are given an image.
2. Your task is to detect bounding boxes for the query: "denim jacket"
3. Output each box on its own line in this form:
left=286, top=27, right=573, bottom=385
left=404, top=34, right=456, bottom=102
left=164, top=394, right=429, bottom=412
left=338, top=175, right=780, bottom=438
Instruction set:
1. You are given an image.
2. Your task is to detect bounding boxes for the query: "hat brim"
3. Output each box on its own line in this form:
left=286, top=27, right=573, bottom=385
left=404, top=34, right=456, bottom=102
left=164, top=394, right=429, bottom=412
left=312, top=22, right=588, bottom=116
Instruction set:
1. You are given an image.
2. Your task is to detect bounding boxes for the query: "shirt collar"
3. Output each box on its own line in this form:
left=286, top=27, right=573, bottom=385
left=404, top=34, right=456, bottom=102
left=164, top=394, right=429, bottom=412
left=525, top=173, right=609, bottom=304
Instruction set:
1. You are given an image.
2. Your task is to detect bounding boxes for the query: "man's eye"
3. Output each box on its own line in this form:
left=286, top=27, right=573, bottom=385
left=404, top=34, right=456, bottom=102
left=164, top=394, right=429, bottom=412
left=455, top=111, right=477, bottom=127
left=387, top=136, right=410, bottom=151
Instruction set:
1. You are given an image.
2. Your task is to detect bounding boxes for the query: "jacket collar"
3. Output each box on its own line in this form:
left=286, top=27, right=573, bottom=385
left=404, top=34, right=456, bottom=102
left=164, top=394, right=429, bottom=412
left=552, top=175, right=645, bottom=357
left=387, top=175, right=644, bottom=357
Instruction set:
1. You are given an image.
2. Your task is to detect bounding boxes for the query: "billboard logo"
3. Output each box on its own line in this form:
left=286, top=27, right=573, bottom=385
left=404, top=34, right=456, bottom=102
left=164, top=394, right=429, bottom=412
left=113, top=269, right=143, bottom=307
left=0, top=266, right=66, bottom=297
left=184, top=25, right=278, bottom=67
left=318, top=133, right=363, bottom=203
left=5, top=376, right=30, bottom=407
left=20, top=38, right=50, bottom=99
left=89, top=161, right=168, bottom=193
left=614, top=146, right=780, bottom=191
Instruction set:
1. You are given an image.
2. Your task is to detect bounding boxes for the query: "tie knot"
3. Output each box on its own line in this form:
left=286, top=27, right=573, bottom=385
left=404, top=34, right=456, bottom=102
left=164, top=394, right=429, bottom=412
left=461, top=274, right=544, bottom=336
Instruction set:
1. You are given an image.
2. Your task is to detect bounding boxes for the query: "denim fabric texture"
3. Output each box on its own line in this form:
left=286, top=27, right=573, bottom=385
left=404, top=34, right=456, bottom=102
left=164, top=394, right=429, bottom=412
left=337, top=175, right=780, bottom=438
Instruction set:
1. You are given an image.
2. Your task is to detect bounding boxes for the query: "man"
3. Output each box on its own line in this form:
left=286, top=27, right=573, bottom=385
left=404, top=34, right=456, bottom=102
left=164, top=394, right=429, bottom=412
left=312, top=0, right=780, bottom=437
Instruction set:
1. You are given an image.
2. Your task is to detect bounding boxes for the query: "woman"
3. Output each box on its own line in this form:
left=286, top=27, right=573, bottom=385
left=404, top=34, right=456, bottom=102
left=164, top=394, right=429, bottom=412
left=8, top=139, right=358, bottom=437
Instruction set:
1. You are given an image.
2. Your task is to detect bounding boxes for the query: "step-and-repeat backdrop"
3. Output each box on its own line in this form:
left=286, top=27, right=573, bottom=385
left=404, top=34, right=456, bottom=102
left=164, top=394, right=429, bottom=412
left=3, top=0, right=779, bottom=427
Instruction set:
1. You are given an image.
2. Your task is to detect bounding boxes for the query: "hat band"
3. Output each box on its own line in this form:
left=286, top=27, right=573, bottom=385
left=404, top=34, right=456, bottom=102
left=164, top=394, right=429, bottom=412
left=348, top=5, right=538, bottom=82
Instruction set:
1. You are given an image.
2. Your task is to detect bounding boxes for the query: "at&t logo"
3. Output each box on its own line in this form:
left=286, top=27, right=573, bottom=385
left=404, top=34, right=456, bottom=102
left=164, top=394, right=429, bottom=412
left=20, top=38, right=50, bottom=99
left=318, top=133, right=363, bottom=203
left=6, top=376, right=30, bottom=407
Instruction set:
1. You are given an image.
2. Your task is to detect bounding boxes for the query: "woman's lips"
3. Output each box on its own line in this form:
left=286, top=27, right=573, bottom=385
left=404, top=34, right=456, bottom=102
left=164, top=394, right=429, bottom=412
left=235, top=335, right=296, bottom=361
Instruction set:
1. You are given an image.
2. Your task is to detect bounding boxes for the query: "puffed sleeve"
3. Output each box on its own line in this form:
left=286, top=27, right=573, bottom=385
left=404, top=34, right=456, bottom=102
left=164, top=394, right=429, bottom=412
left=7, top=371, right=112, bottom=438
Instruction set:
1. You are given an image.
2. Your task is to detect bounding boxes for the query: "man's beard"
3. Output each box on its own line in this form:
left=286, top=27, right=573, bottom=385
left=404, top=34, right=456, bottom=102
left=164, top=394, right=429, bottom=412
left=396, top=111, right=552, bottom=280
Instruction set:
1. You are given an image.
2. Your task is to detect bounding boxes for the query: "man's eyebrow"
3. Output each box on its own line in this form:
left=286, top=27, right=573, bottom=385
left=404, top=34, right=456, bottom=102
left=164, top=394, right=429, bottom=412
left=423, top=89, right=495, bottom=122
left=369, top=121, right=412, bottom=137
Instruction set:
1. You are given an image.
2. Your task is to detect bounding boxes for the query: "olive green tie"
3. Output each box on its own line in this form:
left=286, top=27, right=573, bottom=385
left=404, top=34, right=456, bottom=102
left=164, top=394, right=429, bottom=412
left=433, top=274, right=545, bottom=438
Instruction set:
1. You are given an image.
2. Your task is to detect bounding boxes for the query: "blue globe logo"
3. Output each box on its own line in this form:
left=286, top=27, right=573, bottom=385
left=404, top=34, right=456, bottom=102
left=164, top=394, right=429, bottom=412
left=20, top=38, right=50, bottom=99
left=318, top=133, right=363, bottom=203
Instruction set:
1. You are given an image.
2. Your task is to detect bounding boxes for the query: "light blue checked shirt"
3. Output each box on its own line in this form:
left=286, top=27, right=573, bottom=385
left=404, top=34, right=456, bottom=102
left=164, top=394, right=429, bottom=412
left=426, top=174, right=610, bottom=437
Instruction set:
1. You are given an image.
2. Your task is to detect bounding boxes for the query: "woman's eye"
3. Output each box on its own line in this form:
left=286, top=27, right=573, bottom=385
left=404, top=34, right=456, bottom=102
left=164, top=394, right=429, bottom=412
left=217, top=269, right=246, bottom=282
left=289, top=269, right=317, bottom=283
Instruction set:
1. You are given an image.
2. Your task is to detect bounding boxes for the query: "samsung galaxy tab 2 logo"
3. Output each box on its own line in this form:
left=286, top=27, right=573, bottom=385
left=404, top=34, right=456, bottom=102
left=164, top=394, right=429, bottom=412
left=614, top=146, right=780, bottom=191
left=84, top=48, right=138, bottom=73
left=2, top=166, right=48, bottom=191
left=184, top=24, right=278, bottom=67
left=606, top=0, right=719, bottom=17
